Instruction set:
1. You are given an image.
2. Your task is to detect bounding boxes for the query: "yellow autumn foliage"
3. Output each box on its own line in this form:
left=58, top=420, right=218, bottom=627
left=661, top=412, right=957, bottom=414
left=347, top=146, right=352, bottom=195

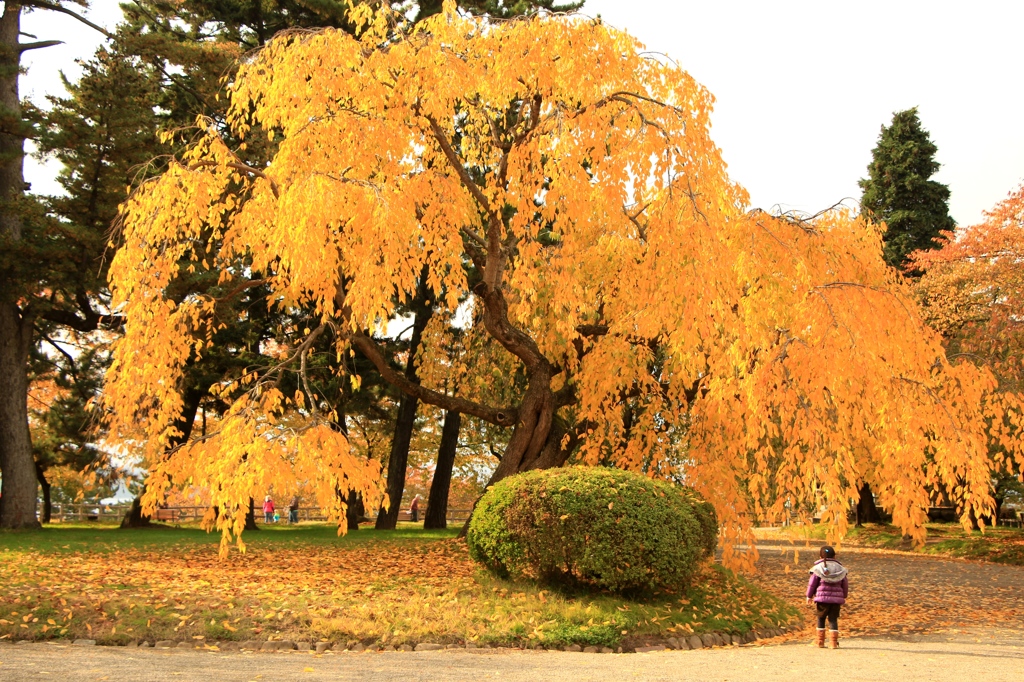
left=104, top=2, right=1018, bottom=565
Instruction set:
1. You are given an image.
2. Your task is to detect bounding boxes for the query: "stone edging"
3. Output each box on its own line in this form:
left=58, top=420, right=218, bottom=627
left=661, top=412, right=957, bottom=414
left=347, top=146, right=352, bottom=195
left=5, top=625, right=796, bottom=655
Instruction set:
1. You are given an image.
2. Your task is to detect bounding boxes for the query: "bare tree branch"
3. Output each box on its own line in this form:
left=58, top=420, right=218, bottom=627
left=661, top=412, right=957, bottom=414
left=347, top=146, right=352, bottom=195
left=17, top=39, right=61, bottom=52
left=26, top=1, right=113, bottom=38
left=424, top=113, right=494, bottom=217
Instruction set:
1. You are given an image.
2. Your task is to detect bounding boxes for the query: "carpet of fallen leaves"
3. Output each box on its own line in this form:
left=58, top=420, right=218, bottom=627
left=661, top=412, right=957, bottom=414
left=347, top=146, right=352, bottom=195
left=751, top=546, right=1024, bottom=642
left=0, top=531, right=795, bottom=648
left=755, top=523, right=1024, bottom=565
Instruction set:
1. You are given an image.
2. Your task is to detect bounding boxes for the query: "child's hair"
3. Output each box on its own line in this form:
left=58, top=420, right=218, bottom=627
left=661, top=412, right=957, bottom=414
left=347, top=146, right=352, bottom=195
left=820, top=546, right=836, bottom=559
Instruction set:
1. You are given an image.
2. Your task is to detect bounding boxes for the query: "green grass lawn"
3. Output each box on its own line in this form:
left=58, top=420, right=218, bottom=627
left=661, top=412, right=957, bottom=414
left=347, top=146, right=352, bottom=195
left=0, top=521, right=457, bottom=553
left=0, top=522, right=797, bottom=649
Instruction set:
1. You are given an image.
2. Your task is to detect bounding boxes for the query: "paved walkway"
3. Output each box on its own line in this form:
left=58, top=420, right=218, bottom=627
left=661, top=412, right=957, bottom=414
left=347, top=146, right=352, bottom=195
left=2, top=629, right=1022, bottom=682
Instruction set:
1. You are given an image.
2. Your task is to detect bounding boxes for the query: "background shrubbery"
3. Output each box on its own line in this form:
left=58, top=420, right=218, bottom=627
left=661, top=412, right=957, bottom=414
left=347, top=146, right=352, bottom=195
left=467, top=467, right=718, bottom=594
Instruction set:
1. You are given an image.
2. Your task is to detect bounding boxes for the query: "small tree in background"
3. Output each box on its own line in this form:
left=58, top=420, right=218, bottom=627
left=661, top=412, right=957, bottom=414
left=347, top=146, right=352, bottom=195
left=859, top=107, right=956, bottom=271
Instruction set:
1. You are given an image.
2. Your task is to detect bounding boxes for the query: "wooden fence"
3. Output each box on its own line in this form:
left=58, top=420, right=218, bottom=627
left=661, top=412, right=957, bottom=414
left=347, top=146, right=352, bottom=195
left=43, top=503, right=473, bottom=525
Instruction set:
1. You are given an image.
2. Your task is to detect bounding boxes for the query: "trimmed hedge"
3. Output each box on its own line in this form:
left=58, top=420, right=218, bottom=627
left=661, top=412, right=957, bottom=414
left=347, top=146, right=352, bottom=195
left=467, top=467, right=718, bottom=594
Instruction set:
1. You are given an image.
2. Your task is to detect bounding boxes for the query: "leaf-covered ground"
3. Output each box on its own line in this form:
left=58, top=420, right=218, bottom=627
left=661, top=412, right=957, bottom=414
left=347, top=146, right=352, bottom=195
left=0, top=524, right=796, bottom=648
left=750, top=546, right=1024, bottom=641
left=755, top=522, right=1024, bottom=565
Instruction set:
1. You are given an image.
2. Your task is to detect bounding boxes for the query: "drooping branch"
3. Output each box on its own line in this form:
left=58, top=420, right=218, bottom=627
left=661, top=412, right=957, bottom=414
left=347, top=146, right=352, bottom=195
left=189, top=160, right=280, bottom=198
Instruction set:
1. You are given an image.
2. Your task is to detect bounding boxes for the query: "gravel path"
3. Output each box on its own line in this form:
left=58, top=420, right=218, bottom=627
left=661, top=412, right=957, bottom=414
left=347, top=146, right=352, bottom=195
left=2, top=547, right=1022, bottom=681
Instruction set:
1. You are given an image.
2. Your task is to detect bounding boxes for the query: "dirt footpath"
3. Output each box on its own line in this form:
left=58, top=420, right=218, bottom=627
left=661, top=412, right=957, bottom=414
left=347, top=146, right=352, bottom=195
left=2, top=629, right=1022, bottom=682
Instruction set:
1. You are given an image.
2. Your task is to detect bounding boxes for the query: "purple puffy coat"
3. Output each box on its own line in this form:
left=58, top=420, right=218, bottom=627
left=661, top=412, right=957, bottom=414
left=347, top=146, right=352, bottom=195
left=806, top=559, right=848, bottom=604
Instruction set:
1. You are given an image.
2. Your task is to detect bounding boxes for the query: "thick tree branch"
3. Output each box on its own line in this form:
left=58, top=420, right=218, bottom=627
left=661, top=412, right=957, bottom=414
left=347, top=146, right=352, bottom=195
left=576, top=323, right=608, bottom=337
left=217, top=277, right=269, bottom=303
left=425, top=114, right=493, bottom=216
left=474, top=282, right=554, bottom=373
left=349, top=331, right=517, bottom=427
left=40, top=307, right=124, bottom=332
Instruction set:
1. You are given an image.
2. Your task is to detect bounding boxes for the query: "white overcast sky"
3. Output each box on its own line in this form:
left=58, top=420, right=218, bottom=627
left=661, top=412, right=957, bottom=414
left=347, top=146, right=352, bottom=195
left=19, top=0, right=1024, bottom=226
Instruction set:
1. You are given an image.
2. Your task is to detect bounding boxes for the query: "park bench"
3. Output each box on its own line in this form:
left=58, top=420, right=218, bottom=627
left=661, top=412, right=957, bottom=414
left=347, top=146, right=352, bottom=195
left=153, top=508, right=180, bottom=522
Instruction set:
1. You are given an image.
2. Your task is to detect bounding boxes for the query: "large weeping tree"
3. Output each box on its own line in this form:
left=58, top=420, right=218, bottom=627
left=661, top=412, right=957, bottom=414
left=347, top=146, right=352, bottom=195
left=104, top=3, right=1017, bottom=564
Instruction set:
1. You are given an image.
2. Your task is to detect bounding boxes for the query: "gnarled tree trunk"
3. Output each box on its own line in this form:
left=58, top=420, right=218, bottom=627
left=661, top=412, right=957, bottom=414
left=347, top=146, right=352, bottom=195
left=855, top=482, right=881, bottom=526
left=424, top=410, right=461, bottom=529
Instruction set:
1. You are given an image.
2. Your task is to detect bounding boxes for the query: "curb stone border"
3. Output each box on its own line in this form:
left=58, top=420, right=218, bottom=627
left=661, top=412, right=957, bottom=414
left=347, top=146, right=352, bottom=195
left=1, top=625, right=797, bottom=655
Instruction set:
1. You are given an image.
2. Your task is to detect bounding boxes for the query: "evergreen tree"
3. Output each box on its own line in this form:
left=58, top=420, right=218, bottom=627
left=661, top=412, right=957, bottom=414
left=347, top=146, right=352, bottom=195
left=0, top=0, right=121, bottom=530
left=859, top=107, right=956, bottom=270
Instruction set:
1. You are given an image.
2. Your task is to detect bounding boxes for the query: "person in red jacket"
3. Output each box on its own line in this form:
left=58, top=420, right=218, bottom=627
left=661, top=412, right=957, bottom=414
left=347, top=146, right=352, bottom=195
left=262, top=496, right=275, bottom=523
left=806, top=545, right=849, bottom=649
left=409, top=494, right=421, bottom=523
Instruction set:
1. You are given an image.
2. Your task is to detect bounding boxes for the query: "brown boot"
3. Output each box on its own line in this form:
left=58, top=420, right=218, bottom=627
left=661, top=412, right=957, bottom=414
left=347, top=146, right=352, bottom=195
left=816, top=629, right=826, bottom=648
left=830, top=630, right=840, bottom=649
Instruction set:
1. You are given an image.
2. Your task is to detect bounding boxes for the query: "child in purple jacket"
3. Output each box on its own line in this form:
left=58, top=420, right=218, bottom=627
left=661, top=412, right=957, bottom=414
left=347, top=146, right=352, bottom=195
left=806, top=546, right=848, bottom=649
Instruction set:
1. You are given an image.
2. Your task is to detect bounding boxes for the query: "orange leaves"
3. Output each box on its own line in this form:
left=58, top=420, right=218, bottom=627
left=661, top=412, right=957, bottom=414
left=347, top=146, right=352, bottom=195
left=914, top=183, right=1024, bottom=482
left=148, top=411, right=387, bottom=555
left=0, top=536, right=477, bottom=643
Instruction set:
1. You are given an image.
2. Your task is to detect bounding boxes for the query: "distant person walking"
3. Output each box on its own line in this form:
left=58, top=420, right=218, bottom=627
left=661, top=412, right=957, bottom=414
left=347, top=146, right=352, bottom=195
left=806, top=545, right=849, bottom=649
left=263, top=496, right=275, bottom=524
left=288, top=496, right=300, bottom=524
left=409, top=494, right=421, bottom=523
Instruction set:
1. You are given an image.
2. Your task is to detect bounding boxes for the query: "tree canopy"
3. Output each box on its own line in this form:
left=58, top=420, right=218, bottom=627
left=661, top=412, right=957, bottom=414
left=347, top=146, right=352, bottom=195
left=105, top=3, right=1017, bottom=563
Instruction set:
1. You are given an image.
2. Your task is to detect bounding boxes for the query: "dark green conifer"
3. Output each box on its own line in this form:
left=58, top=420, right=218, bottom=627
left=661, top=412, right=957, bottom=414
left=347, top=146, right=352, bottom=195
left=859, top=107, right=956, bottom=270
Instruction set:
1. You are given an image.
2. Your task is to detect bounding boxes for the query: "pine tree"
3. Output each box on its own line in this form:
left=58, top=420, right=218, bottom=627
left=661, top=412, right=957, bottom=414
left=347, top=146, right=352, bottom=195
left=859, top=107, right=956, bottom=270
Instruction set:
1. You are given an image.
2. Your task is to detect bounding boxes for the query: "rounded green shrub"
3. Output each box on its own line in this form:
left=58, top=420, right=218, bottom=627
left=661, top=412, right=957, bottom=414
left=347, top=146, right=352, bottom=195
left=467, top=467, right=718, bottom=594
